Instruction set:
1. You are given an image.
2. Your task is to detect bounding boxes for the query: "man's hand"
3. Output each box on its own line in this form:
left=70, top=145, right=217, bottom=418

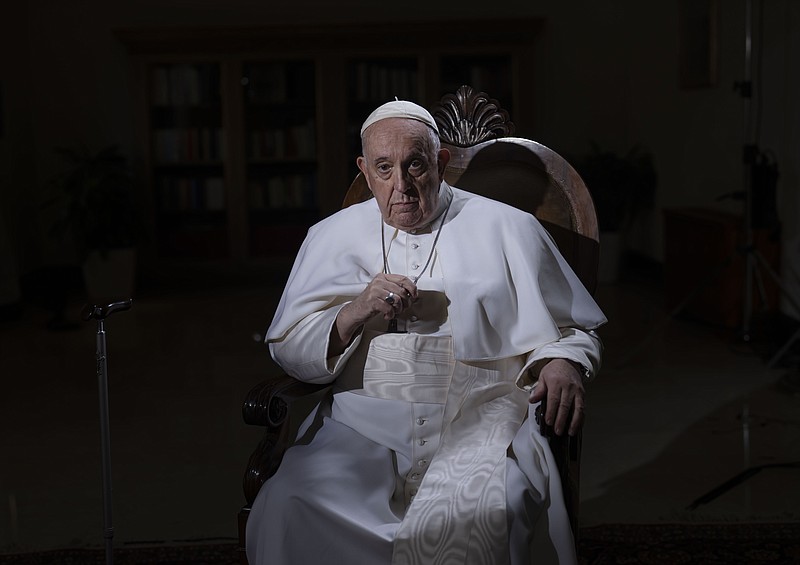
left=528, top=358, right=585, bottom=437
left=328, top=274, right=417, bottom=357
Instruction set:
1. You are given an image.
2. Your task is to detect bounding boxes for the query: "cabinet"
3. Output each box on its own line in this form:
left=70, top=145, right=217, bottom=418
left=663, top=207, right=781, bottom=328
left=119, top=20, right=541, bottom=277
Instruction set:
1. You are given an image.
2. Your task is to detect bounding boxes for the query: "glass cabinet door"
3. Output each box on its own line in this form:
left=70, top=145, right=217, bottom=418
left=149, top=62, right=227, bottom=258
left=242, top=60, right=318, bottom=257
left=345, top=57, right=420, bottom=182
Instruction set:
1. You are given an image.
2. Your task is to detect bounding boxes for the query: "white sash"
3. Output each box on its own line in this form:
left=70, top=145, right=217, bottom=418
left=362, top=333, right=528, bottom=564
left=363, top=334, right=455, bottom=404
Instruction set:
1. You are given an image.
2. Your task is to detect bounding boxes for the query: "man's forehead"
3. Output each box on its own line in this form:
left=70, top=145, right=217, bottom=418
left=365, top=127, right=430, bottom=159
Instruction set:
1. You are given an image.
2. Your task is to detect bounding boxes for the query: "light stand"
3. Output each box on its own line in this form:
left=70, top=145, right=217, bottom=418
left=618, top=0, right=799, bottom=369
left=82, top=299, right=132, bottom=565
left=737, top=0, right=757, bottom=343
left=734, top=0, right=800, bottom=367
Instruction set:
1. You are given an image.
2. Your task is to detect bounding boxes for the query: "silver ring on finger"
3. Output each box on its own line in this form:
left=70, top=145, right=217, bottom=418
left=385, top=292, right=396, bottom=305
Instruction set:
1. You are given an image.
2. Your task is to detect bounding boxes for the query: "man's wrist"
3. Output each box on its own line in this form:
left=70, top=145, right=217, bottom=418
left=564, top=359, right=591, bottom=382
left=538, top=357, right=591, bottom=382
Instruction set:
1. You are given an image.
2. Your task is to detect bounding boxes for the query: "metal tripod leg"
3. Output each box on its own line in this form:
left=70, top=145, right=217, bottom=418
left=748, top=249, right=800, bottom=368
left=768, top=327, right=800, bottom=369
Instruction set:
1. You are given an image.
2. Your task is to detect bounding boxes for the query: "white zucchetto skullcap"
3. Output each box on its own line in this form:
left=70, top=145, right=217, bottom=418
left=360, top=99, right=439, bottom=137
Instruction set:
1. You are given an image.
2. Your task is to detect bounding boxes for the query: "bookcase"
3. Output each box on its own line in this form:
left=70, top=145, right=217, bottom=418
left=118, top=19, right=541, bottom=276
left=148, top=63, right=228, bottom=259
left=343, top=56, right=421, bottom=182
left=242, top=60, right=319, bottom=258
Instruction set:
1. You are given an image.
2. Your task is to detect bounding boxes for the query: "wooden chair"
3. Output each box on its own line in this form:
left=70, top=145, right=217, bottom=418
left=237, top=85, right=599, bottom=564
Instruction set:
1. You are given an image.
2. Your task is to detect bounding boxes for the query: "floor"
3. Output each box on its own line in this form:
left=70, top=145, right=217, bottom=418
left=1, top=261, right=798, bottom=554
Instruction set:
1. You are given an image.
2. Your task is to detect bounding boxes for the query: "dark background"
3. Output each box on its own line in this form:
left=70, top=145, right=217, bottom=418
left=1, top=0, right=798, bottom=555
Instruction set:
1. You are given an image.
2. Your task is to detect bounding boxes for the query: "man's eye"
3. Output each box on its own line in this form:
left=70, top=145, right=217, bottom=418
left=377, top=164, right=391, bottom=173
left=409, top=160, right=424, bottom=171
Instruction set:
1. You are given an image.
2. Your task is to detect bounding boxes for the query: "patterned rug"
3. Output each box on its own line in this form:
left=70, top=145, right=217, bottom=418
left=0, top=543, right=240, bottom=565
left=578, top=522, right=800, bottom=564
left=1, top=523, right=798, bottom=564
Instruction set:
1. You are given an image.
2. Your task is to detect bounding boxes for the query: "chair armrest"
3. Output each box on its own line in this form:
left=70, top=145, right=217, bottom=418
left=242, top=374, right=330, bottom=427
left=241, top=374, right=330, bottom=505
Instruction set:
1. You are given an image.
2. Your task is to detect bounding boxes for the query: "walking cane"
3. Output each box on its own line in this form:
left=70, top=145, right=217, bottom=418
left=82, top=299, right=132, bottom=565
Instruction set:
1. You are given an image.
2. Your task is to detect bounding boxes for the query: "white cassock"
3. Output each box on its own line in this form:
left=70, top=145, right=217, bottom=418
left=246, top=183, right=607, bottom=565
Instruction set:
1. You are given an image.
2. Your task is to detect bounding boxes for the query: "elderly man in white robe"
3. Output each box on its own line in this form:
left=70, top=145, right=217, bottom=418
left=246, top=100, right=607, bottom=565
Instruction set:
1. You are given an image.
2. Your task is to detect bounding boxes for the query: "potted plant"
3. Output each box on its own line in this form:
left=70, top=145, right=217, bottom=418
left=44, top=144, right=143, bottom=302
left=573, top=143, right=657, bottom=281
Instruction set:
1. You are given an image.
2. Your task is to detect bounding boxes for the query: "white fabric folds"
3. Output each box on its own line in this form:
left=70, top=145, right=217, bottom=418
left=388, top=335, right=528, bottom=564
left=249, top=183, right=607, bottom=565
left=266, top=183, right=607, bottom=363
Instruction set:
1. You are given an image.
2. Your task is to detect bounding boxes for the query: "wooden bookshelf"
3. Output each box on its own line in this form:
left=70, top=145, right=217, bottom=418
left=242, top=59, right=319, bottom=258
left=118, top=19, right=542, bottom=274
left=147, top=62, right=229, bottom=260
left=345, top=56, right=420, bottom=181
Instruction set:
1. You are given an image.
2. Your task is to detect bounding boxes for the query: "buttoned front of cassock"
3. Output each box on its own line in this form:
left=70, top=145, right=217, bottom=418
left=384, top=226, right=449, bottom=337
left=378, top=223, right=451, bottom=506
left=407, top=404, right=437, bottom=503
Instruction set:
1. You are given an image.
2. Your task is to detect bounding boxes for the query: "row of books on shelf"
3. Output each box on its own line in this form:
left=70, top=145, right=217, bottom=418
left=159, top=176, right=225, bottom=211
left=249, top=122, right=315, bottom=160
left=153, top=127, right=224, bottom=163
left=249, top=174, right=317, bottom=210
left=352, top=62, right=418, bottom=103
left=151, top=64, right=220, bottom=106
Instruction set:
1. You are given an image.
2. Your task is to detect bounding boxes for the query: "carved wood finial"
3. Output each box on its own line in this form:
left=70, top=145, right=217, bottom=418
left=432, top=85, right=515, bottom=147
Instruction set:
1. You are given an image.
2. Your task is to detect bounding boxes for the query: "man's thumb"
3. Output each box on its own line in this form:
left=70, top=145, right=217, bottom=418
left=529, top=382, right=546, bottom=404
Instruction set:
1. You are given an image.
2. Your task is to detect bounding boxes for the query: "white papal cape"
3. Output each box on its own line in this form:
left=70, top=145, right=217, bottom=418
left=246, top=184, right=607, bottom=565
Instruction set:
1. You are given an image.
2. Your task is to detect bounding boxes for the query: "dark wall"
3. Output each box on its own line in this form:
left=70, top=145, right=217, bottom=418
left=1, top=0, right=798, bottom=303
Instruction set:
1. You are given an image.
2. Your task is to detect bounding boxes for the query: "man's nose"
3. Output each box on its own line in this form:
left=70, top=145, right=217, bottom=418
left=392, top=169, right=412, bottom=193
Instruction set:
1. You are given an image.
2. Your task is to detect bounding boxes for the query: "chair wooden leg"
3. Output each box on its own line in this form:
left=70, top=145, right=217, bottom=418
left=238, top=506, right=250, bottom=565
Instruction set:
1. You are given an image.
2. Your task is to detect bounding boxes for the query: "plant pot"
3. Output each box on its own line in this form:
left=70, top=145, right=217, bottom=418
left=83, top=247, right=137, bottom=304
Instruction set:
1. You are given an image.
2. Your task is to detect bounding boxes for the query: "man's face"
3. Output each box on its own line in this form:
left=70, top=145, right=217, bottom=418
left=357, top=118, right=450, bottom=231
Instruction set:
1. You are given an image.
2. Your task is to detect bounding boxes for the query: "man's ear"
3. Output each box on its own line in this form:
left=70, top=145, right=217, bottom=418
left=437, top=148, right=451, bottom=179
left=356, top=156, right=372, bottom=191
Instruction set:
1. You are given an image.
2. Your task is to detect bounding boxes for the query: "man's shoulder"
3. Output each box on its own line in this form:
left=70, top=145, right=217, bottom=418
left=308, top=198, right=378, bottom=236
left=451, top=186, right=535, bottom=224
